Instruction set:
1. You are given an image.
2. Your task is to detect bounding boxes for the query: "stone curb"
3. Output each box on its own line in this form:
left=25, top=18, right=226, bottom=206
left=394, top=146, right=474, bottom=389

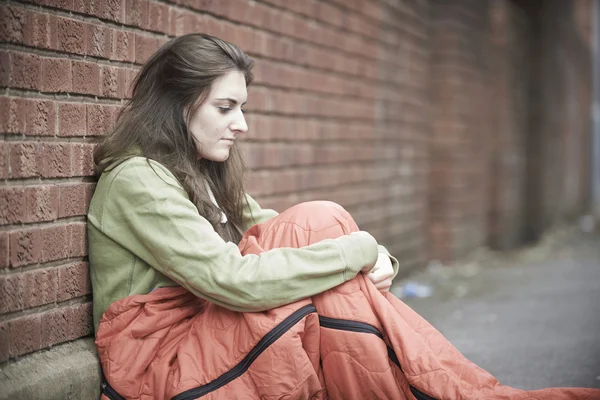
left=0, top=338, right=101, bottom=400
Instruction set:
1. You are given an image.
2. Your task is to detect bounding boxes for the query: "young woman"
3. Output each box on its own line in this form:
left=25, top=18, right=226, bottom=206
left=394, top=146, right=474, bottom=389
left=90, top=34, right=598, bottom=400
left=88, top=33, right=397, bottom=337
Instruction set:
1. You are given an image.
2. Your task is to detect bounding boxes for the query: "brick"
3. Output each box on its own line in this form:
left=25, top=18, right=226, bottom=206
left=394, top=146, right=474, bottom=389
left=41, top=225, right=69, bottom=263
left=0, top=322, right=8, bottom=362
left=40, top=143, right=71, bottom=178
left=103, top=0, right=125, bottom=23
left=10, top=51, right=42, bottom=90
left=57, top=261, right=90, bottom=302
left=0, top=142, right=6, bottom=180
left=0, top=232, right=8, bottom=269
left=47, top=0, right=75, bottom=9
left=112, top=30, right=134, bottom=62
left=73, top=0, right=101, bottom=15
left=72, top=60, right=100, bottom=95
left=9, top=314, right=41, bottom=357
left=25, top=185, right=59, bottom=222
left=0, top=274, right=24, bottom=313
left=70, top=302, right=93, bottom=339
left=87, top=24, right=111, bottom=58
left=57, top=17, right=86, bottom=54
left=58, top=102, right=86, bottom=136
left=58, top=183, right=95, bottom=218
left=124, top=67, right=139, bottom=97
left=0, top=50, right=9, bottom=86
left=41, top=57, right=72, bottom=92
left=47, top=14, right=60, bottom=50
left=0, top=187, right=26, bottom=224
left=87, top=104, right=116, bottom=136
left=146, top=1, right=169, bottom=32
left=0, top=5, right=26, bottom=44
left=10, top=142, right=40, bottom=178
left=24, top=11, right=51, bottom=48
left=68, top=222, right=87, bottom=257
left=10, top=227, right=42, bottom=268
left=0, top=97, right=27, bottom=134
left=71, top=143, right=95, bottom=176
left=26, top=99, right=57, bottom=135
left=101, top=65, right=126, bottom=98
left=24, top=267, right=58, bottom=308
left=41, top=307, right=72, bottom=347
left=0, top=97, right=7, bottom=131
left=126, top=0, right=148, bottom=27
left=134, top=33, right=158, bottom=64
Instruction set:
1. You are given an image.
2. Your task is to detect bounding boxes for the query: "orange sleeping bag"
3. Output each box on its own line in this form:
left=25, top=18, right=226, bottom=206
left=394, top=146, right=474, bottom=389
left=96, top=201, right=600, bottom=399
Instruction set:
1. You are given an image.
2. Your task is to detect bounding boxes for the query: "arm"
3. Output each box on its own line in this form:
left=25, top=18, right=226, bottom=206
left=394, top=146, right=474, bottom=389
left=243, top=192, right=400, bottom=279
left=96, top=159, right=379, bottom=312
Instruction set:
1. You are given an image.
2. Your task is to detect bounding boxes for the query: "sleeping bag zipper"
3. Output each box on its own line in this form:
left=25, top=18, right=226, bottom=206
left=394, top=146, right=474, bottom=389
left=101, top=381, right=125, bottom=400
left=171, top=303, right=317, bottom=400
left=319, top=316, right=437, bottom=400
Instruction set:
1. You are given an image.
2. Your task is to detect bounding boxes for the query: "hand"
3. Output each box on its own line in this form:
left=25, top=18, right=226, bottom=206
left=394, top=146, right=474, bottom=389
left=364, top=252, right=394, bottom=292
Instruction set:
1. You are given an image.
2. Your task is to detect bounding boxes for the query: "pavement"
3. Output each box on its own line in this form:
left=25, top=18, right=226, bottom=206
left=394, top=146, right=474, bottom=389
left=390, top=226, right=600, bottom=390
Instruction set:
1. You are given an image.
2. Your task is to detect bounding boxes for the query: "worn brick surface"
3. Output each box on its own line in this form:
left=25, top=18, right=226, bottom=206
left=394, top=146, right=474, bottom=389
left=24, top=267, right=59, bottom=308
left=0, top=232, right=9, bottom=269
left=57, top=261, right=91, bottom=302
left=9, top=142, right=40, bottom=178
left=0, top=274, right=24, bottom=313
left=0, top=187, right=26, bottom=224
left=9, top=314, right=41, bottom=357
left=26, top=185, right=60, bottom=222
left=27, top=99, right=57, bottom=136
left=10, top=51, right=42, bottom=89
left=72, top=60, right=100, bottom=95
left=41, top=58, right=72, bottom=92
left=41, top=306, right=72, bottom=348
left=58, top=183, right=95, bottom=218
left=112, top=30, right=134, bottom=62
left=87, top=104, right=117, bottom=136
left=58, top=102, right=86, bottom=136
left=87, top=23, right=112, bottom=58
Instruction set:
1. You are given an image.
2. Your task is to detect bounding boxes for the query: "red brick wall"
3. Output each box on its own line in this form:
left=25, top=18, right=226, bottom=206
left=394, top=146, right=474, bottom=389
left=534, top=0, right=592, bottom=228
left=428, top=0, right=495, bottom=261
left=0, top=0, right=431, bottom=362
left=516, top=0, right=593, bottom=239
left=487, top=0, right=530, bottom=249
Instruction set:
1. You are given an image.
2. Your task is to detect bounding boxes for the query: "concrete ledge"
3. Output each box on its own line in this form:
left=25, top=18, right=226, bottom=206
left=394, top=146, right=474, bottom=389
left=0, top=338, right=101, bottom=400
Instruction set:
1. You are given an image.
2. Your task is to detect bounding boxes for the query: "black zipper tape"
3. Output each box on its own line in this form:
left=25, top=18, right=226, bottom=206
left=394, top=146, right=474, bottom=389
left=319, top=316, right=437, bottom=400
left=101, top=380, right=126, bottom=400
left=171, top=303, right=317, bottom=400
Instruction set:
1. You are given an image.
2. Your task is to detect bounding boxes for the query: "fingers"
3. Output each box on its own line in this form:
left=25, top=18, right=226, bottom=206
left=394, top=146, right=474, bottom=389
left=374, top=278, right=392, bottom=292
left=366, top=264, right=393, bottom=283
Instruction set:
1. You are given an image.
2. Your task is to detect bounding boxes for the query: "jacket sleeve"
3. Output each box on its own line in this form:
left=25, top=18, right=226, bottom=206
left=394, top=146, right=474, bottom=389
left=377, top=245, right=400, bottom=279
left=242, top=194, right=279, bottom=230
left=96, top=159, right=379, bottom=312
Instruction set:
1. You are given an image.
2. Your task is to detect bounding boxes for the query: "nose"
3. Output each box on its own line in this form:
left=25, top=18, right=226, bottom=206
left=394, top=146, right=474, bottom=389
left=231, top=110, right=248, bottom=134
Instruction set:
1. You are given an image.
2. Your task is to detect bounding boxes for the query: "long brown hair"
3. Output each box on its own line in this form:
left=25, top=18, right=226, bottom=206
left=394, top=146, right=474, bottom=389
left=94, top=33, right=253, bottom=243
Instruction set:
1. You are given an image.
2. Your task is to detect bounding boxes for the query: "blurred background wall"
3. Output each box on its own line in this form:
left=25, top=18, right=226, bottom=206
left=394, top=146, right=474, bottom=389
left=0, top=0, right=596, bottom=378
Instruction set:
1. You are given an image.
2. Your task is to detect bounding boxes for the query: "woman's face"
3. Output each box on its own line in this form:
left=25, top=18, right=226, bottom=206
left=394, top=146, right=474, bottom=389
left=187, top=71, right=248, bottom=162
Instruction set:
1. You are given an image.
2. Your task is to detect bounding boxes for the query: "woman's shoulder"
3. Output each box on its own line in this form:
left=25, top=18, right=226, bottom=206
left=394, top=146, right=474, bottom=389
left=99, top=156, right=181, bottom=188
left=91, top=157, right=185, bottom=214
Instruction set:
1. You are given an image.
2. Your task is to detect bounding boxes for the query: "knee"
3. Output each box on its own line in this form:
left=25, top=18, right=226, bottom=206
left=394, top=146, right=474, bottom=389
left=277, top=201, right=358, bottom=234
